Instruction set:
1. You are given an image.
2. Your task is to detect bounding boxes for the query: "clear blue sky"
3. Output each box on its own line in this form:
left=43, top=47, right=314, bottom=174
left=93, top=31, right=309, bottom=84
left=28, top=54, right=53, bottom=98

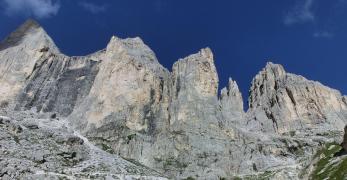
left=1, top=0, right=347, bottom=108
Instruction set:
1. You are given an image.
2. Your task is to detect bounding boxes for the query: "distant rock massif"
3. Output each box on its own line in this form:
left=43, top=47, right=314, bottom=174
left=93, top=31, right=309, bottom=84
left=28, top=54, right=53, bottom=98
left=1, top=19, right=347, bottom=179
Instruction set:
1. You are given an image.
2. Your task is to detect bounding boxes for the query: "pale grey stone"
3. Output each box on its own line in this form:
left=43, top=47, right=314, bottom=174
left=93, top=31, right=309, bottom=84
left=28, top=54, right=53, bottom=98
left=247, top=62, right=347, bottom=134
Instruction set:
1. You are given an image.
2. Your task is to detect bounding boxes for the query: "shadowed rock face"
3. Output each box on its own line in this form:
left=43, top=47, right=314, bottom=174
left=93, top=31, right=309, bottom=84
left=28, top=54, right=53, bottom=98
left=342, top=125, right=347, bottom=151
left=1, top=20, right=347, bottom=179
left=0, top=19, right=100, bottom=116
left=15, top=55, right=100, bottom=116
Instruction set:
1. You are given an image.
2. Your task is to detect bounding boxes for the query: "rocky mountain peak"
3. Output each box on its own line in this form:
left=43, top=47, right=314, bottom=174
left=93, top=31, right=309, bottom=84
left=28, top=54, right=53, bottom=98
left=220, top=78, right=243, bottom=107
left=106, top=35, right=159, bottom=64
left=13, top=19, right=41, bottom=33
left=222, top=78, right=242, bottom=97
left=0, top=19, right=58, bottom=53
left=21, top=18, right=41, bottom=28
left=264, top=62, right=286, bottom=75
left=220, top=78, right=244, bottom=126
left=199, top=47, right=214, bottom=62
left=247, top=62, right=347, bottom=134
left=259, top=62, right=286, bottom=86
left=248, top=62, right=286, bottom=109
left=172, top=48, right=219, bottom=97
left=0, top=19, right=60, bottom=104
left=5, top=19, right=41, bottom=37
left=221, top=78, right=242, bottom=99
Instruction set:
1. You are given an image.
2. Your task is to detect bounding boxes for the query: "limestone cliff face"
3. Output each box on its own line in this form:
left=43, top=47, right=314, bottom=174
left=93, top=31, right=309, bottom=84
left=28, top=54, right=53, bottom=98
left=247, top=62, right=347, bottom=134
left=71, top=36, right=170, bottom=133
left=1, top=20, right=347, bottom=179
left=15, top=54, right=99, bottom=116
left=169, top=48, right=221, bottom=130
left=166, top=48, right=238, bottom=178
left=220, top=78, right=244, bottom=127
left=0, top=19, right=59, bottom=104
left=171, top=48, right=218, bottom=98
left=66, top=36, right=174, bottom=177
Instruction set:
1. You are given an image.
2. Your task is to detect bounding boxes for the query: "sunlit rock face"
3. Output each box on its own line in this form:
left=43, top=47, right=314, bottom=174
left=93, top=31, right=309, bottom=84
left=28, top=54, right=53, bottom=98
left=71, top=36, right=171, bottom=132
left=169, top=48, right=220, bottom=130
left=220, top=78, right=244, bottom=127
left=247, top=62, right=347, bottom=134
left=0, top=19, right=59, bottom=105
left=2, top=20, right=347, bottom=179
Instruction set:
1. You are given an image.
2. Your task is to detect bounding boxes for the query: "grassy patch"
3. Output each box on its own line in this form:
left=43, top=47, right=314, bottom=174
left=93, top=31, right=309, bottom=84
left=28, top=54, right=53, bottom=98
left=183, top=177, right=195, bottom=180
left=99, top=143, right=115, bottom=154
left=161, top=156, right=188, bottom=170
left=310, top=143, right=347, bottom=179
left=126, top=134, right=136, bottom=144
left=232, top=170, right=277, bottom=180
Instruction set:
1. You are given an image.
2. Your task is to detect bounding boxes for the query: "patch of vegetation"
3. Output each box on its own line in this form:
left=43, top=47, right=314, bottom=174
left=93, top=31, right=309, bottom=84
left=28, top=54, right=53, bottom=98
left=58, top=176, right=70, bottom=180
left=126, top=134, right=136, bottom=144
left=34, top=158, right=47, bottom=165
left=279, top=138, right=305, bottom=156
left=154, top=157, right=163, bottom=162
left=98, top=143, right=115, bottom=154
left=123, top=157, right=149, bottom=170
left=162, top=156, right=188, bottom=170
left=58, top=152, right=79, bottom=166
left=232, top=170, right=277, bottom=180
left=316, top=131, right=342, bottom=139
left=288, top=144, right=305, bottom=156
left=88, top=136, right=111, bottom=142
left=88, top=136, right=116, bottom=154
left=310, top=143, right=347, bottom=179
left=232, top=177, right=242, bottom=180
left=183, top=177, right=195, bottom=180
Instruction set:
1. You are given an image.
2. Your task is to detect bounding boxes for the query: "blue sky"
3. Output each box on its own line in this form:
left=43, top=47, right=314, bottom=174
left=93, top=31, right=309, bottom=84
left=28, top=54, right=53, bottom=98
left=1, top=0, right=347, bottom=108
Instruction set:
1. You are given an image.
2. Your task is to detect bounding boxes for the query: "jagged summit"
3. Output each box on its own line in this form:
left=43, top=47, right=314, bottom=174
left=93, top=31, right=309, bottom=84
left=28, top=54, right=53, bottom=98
left=0, top=19, right=44, bottom=50
left=265, top=61, right=282, bottom=68
left=7, top=18, right=41, bottom=36
left=247, top=61, right=347, bottom=134
left=265, top=61, right=286, bottom=76
left=220, top=78, right=242, bottom=101
left=1, top=19, right=60, bottom=54
left=176, top=47, right=214, bottom=63
left=260, top=62, right=286, bottom=79
left=172, top=47, right=219, bottom=97
left=199, top=47, right=214, bottom=61
left=20, top=18, right=41, bottom=29
left=220, top=77, right=244, bottom=125
left=248, top=62, right=286, bottom=108
left=106, top=35, right=160, bottom=65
